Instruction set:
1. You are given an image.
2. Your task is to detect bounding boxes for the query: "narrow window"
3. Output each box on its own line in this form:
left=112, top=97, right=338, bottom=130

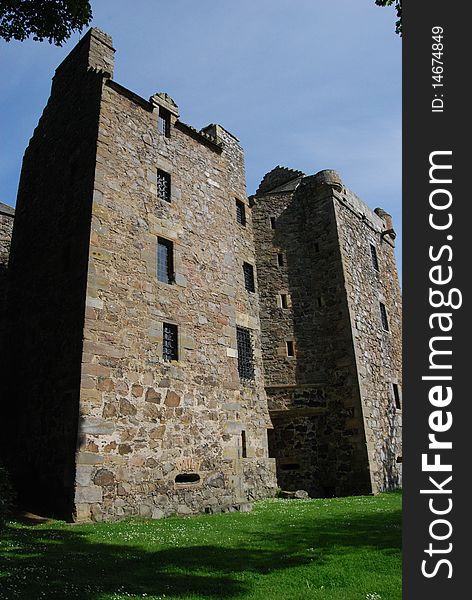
left=243, top=262, right=255, bottom=292
left=236, top=326, right=255, bottom=380
left=163, top=322, right=178, bottom=361
left=267, top=429, right=276, bottom=458
left=280, top=294, right=289, bottom=309
left=379, top=302, right=390, bottom=331
left=314, top=242, right=320, bottom=253
left=392, top=383, right=401, bottom=410
left=157, top=238, right=174, bottom=284
left=236, top=199, right=246, bottom=226
left=157, top=108, right=171, bottom=137
left=370, top=243, right=380, bottom=271
left=317, top=297, right=323, bottom=308
left=277, top=253, right=284, bottom=267
left=286, top=341, right=295, bottom=357
left=270, top=216, right=276, bottom=229
left=156, top=169, right=171, bottom=202
left=241, top=430, right=247, bottom=458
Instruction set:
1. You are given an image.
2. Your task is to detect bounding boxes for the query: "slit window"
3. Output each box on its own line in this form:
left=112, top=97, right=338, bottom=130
left=267, top=429, right=275, bottom=458
left=241, top=430, right=247, bottom=458
left=236, top=326, right=255, bottom=380
left=236, top=199, right=246, bottom=226
left=156, top=169, right=171, bottom=202
left=157, top=238, right=174, bottom=284
left=370, top=243, right=380, bottom=271
left=163, top=322, right=178, bottom=362
left=379, top=302, right=390, bottom=332
left=277, top=253, right=284, bottom=266
left=270, top=216, right=276, bottom=229
left=286, top=341, right=295, bottom=357
left=157, top=109, right=171, bottom=137
left=392, top=384, right=401, bottom=410
left=243, top=262, right=255, bottom=292
left=280, top=294, right=289, bottom=309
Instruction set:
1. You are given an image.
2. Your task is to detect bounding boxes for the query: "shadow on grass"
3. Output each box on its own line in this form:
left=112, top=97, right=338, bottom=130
left=0, top=504, right=401, bottom=599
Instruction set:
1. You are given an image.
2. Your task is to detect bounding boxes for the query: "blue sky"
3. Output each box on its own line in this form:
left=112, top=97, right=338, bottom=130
left=0, top=0, right=401, bottom=269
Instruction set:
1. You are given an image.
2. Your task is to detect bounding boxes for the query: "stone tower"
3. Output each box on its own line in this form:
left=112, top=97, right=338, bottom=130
left=251, top=167, right=402, bottom=496
left=2, top=29, right=276, bottom=521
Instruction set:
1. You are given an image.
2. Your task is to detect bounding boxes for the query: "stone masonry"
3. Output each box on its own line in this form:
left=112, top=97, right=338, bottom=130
left=1, top=29, right=402, bottom=521
left=252, top=168, right=402, bottom=496
left=0, top=202, right=14, bottom=342
left=0, top=202, right=14, bottom=299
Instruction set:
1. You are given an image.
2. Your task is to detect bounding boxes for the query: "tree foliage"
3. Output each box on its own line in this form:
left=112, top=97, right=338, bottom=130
left=0, top=0, right=92, bottom=45
left=376, top=0, right=402, bottom=36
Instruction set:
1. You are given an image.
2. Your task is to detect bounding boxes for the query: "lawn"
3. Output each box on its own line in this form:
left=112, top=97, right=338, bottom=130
left=0, top=492, right=401, bottom=600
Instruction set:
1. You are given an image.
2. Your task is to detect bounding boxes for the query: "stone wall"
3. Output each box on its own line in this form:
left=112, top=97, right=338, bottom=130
left=0, top=204, right=14, bottom=267
left=252, top=168, right=373, bottom=497
left=73, top=71, right=276, bottom=521
left=0, top=203, right=14, bottom=351
left=1, top=30, right=112, bottom=518
left=0, top=203, right=14, bottom=313
left=334, top=188, right=402, bottom=492
left=1, top=28, right=276, bottom=521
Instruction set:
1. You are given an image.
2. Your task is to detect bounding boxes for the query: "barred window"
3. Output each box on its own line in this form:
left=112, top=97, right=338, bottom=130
left=392, top=384, right=401, bottom=410
left=157, top=238, right=174, bottom=284
left=243, top=262, right=255, bottom=292
left=157, top=169, right=171, bottom=202
left=370, top=243, right=380, bottom=271
left=163, top=322, right=178, bottom=361
left=236, top=326, right=255, bottom=380
left=236, top=199, right=246, bottom=226
left=157, top=109, right=171, bottom=137
left=379, top=302, right=390, bottom=331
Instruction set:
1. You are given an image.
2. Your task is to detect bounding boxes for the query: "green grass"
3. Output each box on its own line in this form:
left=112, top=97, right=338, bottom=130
left=0, top=492, right=401, bottom=600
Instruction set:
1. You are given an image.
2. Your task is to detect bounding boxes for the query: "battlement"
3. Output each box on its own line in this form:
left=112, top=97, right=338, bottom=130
left=55, top=27, right=115, bottom=78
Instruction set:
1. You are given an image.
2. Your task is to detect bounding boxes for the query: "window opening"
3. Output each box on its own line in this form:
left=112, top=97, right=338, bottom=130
left=379, top=302, right=390, bottom=331
left=157, top=238, right=174, bottom=283
left=236, top=199, right=246, bottom=226
left=236, top=326, right=255, bottom=380
left=163, top=322, right=178, bottom=361
left=243, top=262, right=255, bottom=292
left=157, top=169, right=171, bottom=202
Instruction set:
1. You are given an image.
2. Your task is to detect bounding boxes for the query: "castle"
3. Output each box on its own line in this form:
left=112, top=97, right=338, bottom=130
left=0, top=29, right=402, bottom=522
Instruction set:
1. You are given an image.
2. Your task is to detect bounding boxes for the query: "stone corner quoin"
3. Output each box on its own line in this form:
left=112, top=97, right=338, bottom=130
left=0, top=27, right=402, bottom=522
